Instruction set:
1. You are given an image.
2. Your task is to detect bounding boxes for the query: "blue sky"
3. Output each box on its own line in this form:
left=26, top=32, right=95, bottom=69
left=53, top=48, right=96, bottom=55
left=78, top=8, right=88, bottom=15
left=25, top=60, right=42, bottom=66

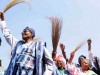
left=0, top=0, right=100, bottom=68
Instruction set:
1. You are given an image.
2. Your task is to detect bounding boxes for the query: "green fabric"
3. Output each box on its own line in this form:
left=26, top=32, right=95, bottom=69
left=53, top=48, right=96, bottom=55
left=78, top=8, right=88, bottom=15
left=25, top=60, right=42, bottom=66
left=86, top=70, right=97, bottom=75
left=59, top=69, right=65, bottom=75
left=0, top=67, right=6, bottom=75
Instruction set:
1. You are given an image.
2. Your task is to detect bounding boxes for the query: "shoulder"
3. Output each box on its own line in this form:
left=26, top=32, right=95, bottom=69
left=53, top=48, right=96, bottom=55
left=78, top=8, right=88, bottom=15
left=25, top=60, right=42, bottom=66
left=17, top=40, right=25, bottom=44
left=36, top=41, right=46, bottom=47
left=87, top=70, right=97, bottom=75
left=13, top=40, right=24, bottom=47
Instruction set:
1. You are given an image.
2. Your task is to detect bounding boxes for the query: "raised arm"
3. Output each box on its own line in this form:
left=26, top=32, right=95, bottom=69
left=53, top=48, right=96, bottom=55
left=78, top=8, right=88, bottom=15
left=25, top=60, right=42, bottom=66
left=0, top=12, right=18, bottom=48
left=59, top=43, right=68, bottom=62
left=87, top=39, right=92, bottom=51
left=68, top=51, right=75, bottom=64
left=87, top=39, right=94, bottom=61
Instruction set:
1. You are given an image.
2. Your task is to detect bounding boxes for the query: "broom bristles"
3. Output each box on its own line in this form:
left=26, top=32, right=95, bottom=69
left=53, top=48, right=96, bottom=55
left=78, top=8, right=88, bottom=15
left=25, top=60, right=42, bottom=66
left=49, top=17, right=62, bottom=51
left=2, top=0, right=29, bottom=13
left=73, top=40, right=86, bottom=53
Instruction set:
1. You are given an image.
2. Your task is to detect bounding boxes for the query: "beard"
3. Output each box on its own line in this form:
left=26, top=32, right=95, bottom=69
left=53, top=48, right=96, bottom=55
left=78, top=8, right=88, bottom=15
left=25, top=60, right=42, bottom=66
left=22, top=35, right=29, bottom=40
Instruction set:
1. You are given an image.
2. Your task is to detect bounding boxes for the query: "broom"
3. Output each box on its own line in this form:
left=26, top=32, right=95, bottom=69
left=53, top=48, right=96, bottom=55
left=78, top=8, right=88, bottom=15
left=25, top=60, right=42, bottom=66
left=49, top=17, right=62, bottom=60
left=73, top=40, right=87, bottom=53
left=2, top=0, right=29, bottom=13
left=68, top=40, right=87, bottom=64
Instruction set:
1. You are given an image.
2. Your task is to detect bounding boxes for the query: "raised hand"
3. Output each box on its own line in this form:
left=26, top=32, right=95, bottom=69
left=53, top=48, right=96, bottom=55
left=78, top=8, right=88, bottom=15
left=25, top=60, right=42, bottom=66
left=59, top=43, right=65, bottom=52
left=68, top=51, right=75, bottom=64
left=87, top=39, right=92, bottom=51
left=70, top=51, right=75, bottom=59
left=59, top=43, right=69, bottom=62
left=0, top=12, right=4, bottom=21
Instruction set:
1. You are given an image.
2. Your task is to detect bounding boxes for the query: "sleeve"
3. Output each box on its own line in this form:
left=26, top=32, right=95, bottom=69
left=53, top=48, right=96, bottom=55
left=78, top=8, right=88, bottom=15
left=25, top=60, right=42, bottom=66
left=0, top=20, right=18, bottom=48
left=67, top=63, right=81, bottom=75
left=88, top=50, right=94, bottom=61
left=43, top=47, right=53, bottom=75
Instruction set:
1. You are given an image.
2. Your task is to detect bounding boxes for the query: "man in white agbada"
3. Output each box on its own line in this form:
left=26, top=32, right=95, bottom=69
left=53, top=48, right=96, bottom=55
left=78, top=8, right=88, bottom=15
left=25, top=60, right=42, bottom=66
left=0, top=12, right=53, bottom=75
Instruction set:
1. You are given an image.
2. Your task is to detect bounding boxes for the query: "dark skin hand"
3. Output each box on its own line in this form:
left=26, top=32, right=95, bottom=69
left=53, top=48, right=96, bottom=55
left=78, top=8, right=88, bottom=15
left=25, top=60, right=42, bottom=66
left=59, top=43, right=65, bottom=52
left=87, top=39, right=92, bottom=51
left=60, top=43, right=68, bottom=62
left=0, top=12, right=4, bottom=21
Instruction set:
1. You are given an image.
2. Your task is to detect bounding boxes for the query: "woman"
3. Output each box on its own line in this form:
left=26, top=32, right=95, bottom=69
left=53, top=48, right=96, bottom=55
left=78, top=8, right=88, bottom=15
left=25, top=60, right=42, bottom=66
left=52, top=44, right=69, bottom=75
left=67, top=51, right=97, bottom=75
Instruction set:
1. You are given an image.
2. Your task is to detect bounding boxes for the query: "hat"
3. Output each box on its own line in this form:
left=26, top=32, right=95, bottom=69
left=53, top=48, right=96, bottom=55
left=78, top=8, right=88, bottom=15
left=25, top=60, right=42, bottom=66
left=24, top=27, right=35, bottom=37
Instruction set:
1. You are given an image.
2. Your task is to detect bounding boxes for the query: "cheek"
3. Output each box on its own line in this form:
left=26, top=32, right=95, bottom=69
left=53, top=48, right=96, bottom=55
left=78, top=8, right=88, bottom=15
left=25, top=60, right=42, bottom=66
left=28, top=32, right=33, bottom=36
left=81, top=63, right=85, bottom=68
left=26, top=32, right=31, bottom=34
left=25, top=33, right=32, bottom=36
left=82, top=64, right=89, bottom=69
left=85, top=64, right=89, bottom=68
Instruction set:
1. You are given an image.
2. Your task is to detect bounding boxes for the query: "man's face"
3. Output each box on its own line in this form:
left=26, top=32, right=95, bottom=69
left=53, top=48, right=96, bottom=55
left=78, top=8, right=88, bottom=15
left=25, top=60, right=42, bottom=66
left=22, top=29, right=33, bottom=40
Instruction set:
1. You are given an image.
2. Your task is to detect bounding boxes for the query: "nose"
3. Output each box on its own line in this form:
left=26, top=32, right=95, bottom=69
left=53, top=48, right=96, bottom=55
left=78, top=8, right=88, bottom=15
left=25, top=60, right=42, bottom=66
left=21, top=30, right=28, bottom=34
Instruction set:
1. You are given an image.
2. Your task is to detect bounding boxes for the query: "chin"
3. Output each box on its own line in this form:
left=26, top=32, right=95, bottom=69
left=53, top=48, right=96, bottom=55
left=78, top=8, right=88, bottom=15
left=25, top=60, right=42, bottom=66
left=22, top=37, right=27, bottom=40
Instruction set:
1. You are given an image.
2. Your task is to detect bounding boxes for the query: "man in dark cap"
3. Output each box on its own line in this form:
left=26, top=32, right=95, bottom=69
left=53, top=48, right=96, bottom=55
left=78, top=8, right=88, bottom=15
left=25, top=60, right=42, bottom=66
left=0, top=12, right=53, bottom=75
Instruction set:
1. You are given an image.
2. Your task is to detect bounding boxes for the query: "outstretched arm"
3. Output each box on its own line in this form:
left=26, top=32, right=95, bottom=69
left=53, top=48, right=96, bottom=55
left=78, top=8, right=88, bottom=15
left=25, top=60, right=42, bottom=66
left=60, top=43, right=68, bottom=62
left=68, top=51, right=75, bottom=64
left=87, top=39, right=94, bottom=61
left=0, top=12, right=18, bottom=48
left=87, top=39, right=100, bottom=74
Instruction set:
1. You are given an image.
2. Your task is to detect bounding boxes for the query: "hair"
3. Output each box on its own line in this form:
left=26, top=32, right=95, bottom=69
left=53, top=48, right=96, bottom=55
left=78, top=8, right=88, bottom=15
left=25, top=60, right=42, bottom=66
left=79, top=57, right=92, bottom=70
left=78, top=55, right=86, bottom=66
left=85, top=59, right=92, bottom=70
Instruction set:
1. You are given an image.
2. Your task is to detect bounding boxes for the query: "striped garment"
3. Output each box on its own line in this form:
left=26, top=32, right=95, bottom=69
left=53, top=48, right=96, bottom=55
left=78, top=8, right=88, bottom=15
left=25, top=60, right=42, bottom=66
left=0, top=20, right=53, bottom=75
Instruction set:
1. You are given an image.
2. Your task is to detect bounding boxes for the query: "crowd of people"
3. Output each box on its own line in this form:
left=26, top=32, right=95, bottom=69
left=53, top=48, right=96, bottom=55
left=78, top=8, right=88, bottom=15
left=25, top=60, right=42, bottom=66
left=0, top=11, right=100, bottom=75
